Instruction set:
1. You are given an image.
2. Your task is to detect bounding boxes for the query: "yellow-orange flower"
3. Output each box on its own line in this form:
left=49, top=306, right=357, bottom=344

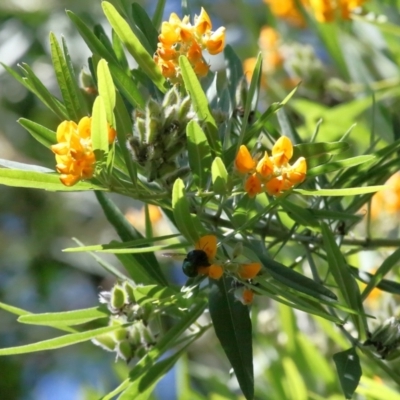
left=370, top=172, right=400, bottom=219
left=195, top=235, right=224, bottom=279
left=264, top=0, right=367, bottom=24
left=237, top=263, right=261, bottom=280
left=235, top=145, right=256, bottom=173
left=154, top=8, right=226, bottom=82
left=51, top=116, right=115, bottom=186
left=245, top=174, right=262, bottom=198
left=235, top=136, right=307, bottom=197
left=242, top=288, right=255, bottom=305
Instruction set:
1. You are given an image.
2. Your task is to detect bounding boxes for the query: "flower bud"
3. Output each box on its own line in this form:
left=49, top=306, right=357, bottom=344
left=111, top=284, right=127, bottom=310
left=116, top=340, right=135, bottom=362
left=92, top=333, right=117, bottom=352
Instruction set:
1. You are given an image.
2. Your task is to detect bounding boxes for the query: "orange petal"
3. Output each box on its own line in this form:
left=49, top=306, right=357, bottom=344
left=159, top=22, right=180, bottom=46
left=265, top=176, right=285, bottom=196
left=206, top=27, right=226, bottom=55
left=245, top=173, right=262, bottom=198
left=287, top=157, right=307, bottom=184
left=187, top=41, right=203, bottom=64
left=107, top=124, right=116, bottom=144
left=56, top=120, right=77, bottom=143
left=256, top=151, right=274, bottom=178
left=51, top=142, right=69, bottom=156
left=209, top=264, right=224, bottom=280
left=235, top=145, right=256, bottom=173
left=78, top=116, right=92, bottom=139
left=242, top=288, right=254, bottom=305
left=238, top=263, right=261, bottom=280
left=197, top=266, right=210, bottom=276
left=193, top=59, right=209, bottom=78
left=194, top=8, right=212, bottom=35
left=195, top=235, right=217, bottom=260
left=272, top=136, right=293, bottom=166
left=60, top=174, right=80, bottom=186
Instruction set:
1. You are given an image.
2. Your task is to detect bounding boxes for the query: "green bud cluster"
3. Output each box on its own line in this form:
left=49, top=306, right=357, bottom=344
left=127, top=87, right=197, bottom=186
left=364, top=317, right=400, bottom=359
left=93, top=281, right=158, bottom=362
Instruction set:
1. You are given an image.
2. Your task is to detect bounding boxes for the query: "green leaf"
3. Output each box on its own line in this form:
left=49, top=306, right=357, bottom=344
left=152, top=0, right=166, bottom=30
left=186, top=120, right=212, bottom=190
left=72, top=238, right=130, bottom=281
left=67, top=11, right=145, bottom=109
left=237, top=52, right=262, bottom=147
left=361, top=247, right=400, bottom=301
left=94, top=191, right=168, bottom=286
left=350, top=267, right=400, bottom=295
left=0, top=302, right=32, bottom=317
left=333, top=348, right=362, bottom=399
left=97, top=59, right=116, bottom=126
left=18, top=307, right=109, bottom=327
left=91, top=96, right=109, bottom=163
left=280, top=200, right=319, bottom=228
left=108, top=63, right=146, bottom=109
left=209, top=277, right=254, bottom=400
left=321, top=223, right=366, bottom=336
left=0, top=169, right=106, bottom=191
left=49, top=32, right=85, bottom=121
left=211, top=157, right=228, bottom=195
left=18, top=118, right=56, bottom=148
left=67, top=11, right=116, bottom=61
left=259, top=253, right=337, bottom=301
left=114, top=300, right=207, bottom=399
left=224, top=45, right=243, bottom=104
left=0, top=325, right=123, bottom=356
left=179, top=56, right=221, bottom=156
left=307, top=155, right=376, bottom=177
left=172, top=178, right=202, bottom=244
left=294, top=186, right=387, bottom=196
left=130, top=3, right=159, bottom=53
left=293, top=141, right=350, bottom=159
left=114, top=91, right=137, bottom=184
left=17, top=63, right=68, bottom=120
left=102, top=1, right=166, bottom=93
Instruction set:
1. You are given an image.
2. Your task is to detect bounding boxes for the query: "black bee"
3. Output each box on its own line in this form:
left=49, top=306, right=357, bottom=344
left=182, top=249, right=210, bottom=277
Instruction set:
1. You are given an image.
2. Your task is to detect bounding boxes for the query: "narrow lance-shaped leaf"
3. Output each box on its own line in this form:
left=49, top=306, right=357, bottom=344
left=18, top=307, right=109, bottom=327
left=209, top=277, right=254, bottom=400
left=179, top=56, right=221, bottom=156
left=333, top=348, right=362, bottom=399
left=91, top=95, right=109, bottom=165
left=361, top=247, right=400, bottom=301
left=102, top=1, right=166, bottom=93
left=18, top=118, right=56, bottom=148
left=237, top=52, right=262, bottom=148
left=172, top=178, right=201, bottom=244
left=94, top=191, right=168, bottom=286
left=295, top=186, right=387, bottom=196
left=186, top=120, right=212, bottom=191
left=97, top=59, right=116, bottom=127
left=0, top=169, right=106, bottom=191
left=212, top=157, right=228, bottom=195
left=49, top=32, right=84, bottom=121
left=321, top=223, right=366, bottom=337
left=0, top=325, right=123, bottom=356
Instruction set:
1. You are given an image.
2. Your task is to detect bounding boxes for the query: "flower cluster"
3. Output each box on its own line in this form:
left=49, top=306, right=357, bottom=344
left=127, top=87, right=198, bottom=186
left=154, top=8, right=226, bottom=82
left=190, top=235, right=261, bottom=305
left=51, top=116, right=116, bottom=186
left=264, top=0, right=366, bottom=24
left=235, top=136, right=307, bottom=197
left=93, top=281, right=159, bottom=362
